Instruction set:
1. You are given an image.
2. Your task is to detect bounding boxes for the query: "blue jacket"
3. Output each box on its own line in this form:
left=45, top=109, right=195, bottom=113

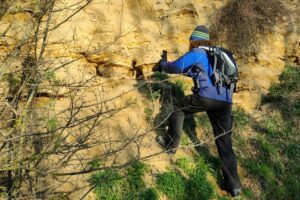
left=160, top=48, right=233, bottom=103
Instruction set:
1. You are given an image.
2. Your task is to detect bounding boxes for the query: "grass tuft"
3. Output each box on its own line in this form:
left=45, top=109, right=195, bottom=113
left=156, top=171, right=186, bottom=200
left=175, top=157, right=195, bottom=174
left=90, top=161, right=158, bottom=200
left=186, top=158, right=215, bottom=200
left=90, top=169, right=123, bottom=200
left=233, top=108, right=249, bottom=132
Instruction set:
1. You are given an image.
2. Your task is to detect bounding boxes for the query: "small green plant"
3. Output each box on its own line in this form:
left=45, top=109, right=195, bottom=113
left=8, top=74, right=22, bottom=87
left=233, top=108, right=249, bottom=132
left=243, top=159, right=278, bottom=195
left=174, top=79, right=189, bottom=92
left=172, top=80, right=187, bottom=98
left=47, top=117, right=58, bottom=131
left=91, top=161, right=157, bottom=200
left=89, top=157, right=102, bottom=169
left=242, top=188, right=255, bottom=199
left=138, top=188, right=159, bottom=200
left=180, top=134, right=190, bottom=146
left=194, top=113, right=212, bottom=133
left=45, top=70, right=60, bottom=85
left=126, top=161, right=147, bottom=192
left=186, top=158, right=215, bottom=200
left=285, top=143, right=300, bottom=160
left=147, top=90, right=161, bottom=101
left=156, top=171, right=186, bottom=200
left=217, top=196, right=230, bottom=200
left=144, top=108, right=154, bottom=122
left=151, top=72, right=169, bottom=81
left=269, top=67, right=299, bottom=96
left=124, top=161, right=159, bottom=200
left=175, top=157, right=195, bottom=174
left=256, top=137, right=281, bottom=164
left=261, top=116, right=282, bottom=136
left=90, top=169, right=123, bottom=200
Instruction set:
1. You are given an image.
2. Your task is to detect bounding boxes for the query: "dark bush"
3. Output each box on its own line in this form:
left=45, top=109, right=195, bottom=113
left=210, top=0, right=288, bottom=57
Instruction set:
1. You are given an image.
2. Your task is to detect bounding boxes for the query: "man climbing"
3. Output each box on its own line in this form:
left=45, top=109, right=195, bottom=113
left=153, top=25, right=242, bottom=197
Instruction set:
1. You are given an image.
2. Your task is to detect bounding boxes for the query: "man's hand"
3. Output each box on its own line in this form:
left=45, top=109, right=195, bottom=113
left=152, top=50, right=167, bottom=72
left=152, top=60, right=162, bottom=72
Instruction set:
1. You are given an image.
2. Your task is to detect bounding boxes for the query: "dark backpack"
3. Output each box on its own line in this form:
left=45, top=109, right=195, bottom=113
left=200, top=46, right=239, bottom=93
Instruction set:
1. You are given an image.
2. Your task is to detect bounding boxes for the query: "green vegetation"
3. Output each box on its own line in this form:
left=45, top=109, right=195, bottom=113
left=242, top=188, right=255, bottom=199
left=175, top=157, right=195, bottom=173
left=147, top=90, right=161, bottom=101
left=232, top=108, right=249, bottom=132
left=185, top=158, right=215, bottom=200
left=156, top=172, right=186, bottom=200
left=47, top=117, right=58, bottom=131
left=156, top=157, right=215, bottom=200
left=89, top=157, right=102, bottom=169
left=125, top=161, right=148, bottom=199
left=217, top=196, right=230, bottom=200
left=90, top=158, right=216, bottom=200
left=194, top=113, right=212, bottom=134
left=7, top=74, right=22, bottom=87
left=269, top=67, right=299, bottom=96
left=90, top=169, right=123, bottom=200
left=144, top=108, right=154, bottom=122
left=151, top=72, right=169, bottom=81
left=180, top=134, right=190, bottom=146
left=174, top=79, right=189, bottom=95
left=90, top=161, right=158, bottom=200
left=241, top=66, right=300, bottom=200
left=45, top=70, right=60, bottom=85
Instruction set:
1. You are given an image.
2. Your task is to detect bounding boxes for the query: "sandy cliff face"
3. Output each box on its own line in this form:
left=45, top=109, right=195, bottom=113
left=1, top=0, right=298, bottom=110
left=0, top=0, right=299, bottom=198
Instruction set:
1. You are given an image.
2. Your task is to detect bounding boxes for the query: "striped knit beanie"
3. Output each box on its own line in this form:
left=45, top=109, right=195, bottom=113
left=189, top=25, right=210, bottom=41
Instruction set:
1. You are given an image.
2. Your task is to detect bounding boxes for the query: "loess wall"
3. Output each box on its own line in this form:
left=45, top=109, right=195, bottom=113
left=0, top=0, right=299, bottom=199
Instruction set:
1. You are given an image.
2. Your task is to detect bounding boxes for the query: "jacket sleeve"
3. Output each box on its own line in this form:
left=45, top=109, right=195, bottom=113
left=160, top=50, right=206, bottom=74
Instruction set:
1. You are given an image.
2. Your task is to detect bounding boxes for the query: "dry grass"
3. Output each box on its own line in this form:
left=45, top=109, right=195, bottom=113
left=210, top=0, right=288, bottom=57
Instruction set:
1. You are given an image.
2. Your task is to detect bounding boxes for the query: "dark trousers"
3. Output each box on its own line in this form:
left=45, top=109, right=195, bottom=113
left=166, top=94, right=241, bottom=190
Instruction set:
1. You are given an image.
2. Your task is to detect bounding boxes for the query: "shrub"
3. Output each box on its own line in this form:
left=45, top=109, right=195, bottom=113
left=210, top=0, right=288, bottom=57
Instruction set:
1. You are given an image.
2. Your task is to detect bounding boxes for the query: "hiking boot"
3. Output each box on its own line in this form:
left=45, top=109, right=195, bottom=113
left=156, top=135, right=167, bottom=147
left=155, top=135, right=176, bottom=154
left=220, top=180, right=241, bottom=197
left=229, top=187, right=241, bottom=197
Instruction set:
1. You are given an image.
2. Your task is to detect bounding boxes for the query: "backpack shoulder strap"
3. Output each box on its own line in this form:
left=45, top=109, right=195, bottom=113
left=198, top=46, right=217, bottom=73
